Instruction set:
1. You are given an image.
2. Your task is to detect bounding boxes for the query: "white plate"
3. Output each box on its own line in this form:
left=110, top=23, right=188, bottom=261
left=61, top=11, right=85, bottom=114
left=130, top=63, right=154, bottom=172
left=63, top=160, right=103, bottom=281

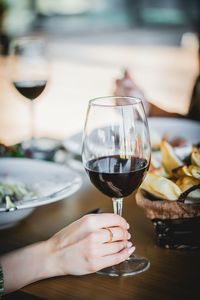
left=0, top=158, right=82, bottom=228
left=148, top=117, right=200, bottom=148
left=63, top=117, right=200, bottom=156
left=63, top=132, right=83, bottom=157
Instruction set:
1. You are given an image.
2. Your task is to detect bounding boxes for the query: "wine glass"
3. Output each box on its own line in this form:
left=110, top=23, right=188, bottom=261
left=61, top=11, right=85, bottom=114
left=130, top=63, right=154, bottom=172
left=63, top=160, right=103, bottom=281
left=82, top=96, right=151, bottom=276
left=9, top=37, right=48, bottom=151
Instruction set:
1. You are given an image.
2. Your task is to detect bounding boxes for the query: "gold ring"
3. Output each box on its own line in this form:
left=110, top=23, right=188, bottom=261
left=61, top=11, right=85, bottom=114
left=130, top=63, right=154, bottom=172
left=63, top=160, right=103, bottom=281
left=103, top=227, right=113, bottom=243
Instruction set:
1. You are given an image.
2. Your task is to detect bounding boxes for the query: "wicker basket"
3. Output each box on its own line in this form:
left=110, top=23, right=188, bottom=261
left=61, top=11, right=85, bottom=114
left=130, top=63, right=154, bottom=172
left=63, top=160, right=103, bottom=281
left=136, top=190, right=200, bottom=249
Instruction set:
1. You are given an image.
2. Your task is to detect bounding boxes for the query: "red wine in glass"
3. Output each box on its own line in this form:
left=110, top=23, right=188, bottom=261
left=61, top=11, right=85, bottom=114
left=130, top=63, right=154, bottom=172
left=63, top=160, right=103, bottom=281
left=10, top=37, right=48, bottom=151
left=86, top=155, right=148, bottom=198
left=13, top=80, right=47, bottom=100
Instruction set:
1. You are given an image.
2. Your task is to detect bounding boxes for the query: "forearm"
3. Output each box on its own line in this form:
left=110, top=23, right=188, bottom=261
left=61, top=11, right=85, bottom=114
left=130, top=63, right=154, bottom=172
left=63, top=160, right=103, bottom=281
left=0, top=214, right=132, bottom=294
left=0, top=240, right=55, bottom=294
left=149, top=103, right=181, bottom=118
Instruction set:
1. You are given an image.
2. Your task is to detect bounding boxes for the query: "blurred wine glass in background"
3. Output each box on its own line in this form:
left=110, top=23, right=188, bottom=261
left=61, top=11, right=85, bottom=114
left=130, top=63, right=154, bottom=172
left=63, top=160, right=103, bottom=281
left=9, top=37, right=49, bottom=152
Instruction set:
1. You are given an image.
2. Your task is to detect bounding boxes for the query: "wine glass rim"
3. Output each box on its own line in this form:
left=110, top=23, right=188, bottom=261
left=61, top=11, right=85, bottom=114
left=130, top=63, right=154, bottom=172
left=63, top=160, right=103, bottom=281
left=89, top=96, right=142, bottom=107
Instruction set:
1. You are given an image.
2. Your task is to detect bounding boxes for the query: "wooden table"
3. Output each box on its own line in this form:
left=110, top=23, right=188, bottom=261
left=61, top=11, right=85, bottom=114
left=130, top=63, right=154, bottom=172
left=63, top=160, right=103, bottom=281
left=0, top=174, right=199, bottom=300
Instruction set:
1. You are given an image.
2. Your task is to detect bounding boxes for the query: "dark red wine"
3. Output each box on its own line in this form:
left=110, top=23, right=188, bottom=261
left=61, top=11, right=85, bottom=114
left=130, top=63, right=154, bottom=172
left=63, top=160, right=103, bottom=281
left=86, top=155, right=148, bottom=198
left=13, top=80, right=47, bottom=100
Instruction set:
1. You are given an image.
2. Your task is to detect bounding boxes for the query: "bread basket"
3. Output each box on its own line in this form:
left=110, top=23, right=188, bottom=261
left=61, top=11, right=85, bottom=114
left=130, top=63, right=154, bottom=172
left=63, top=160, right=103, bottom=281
left=136, top=190, right=200, bottom=249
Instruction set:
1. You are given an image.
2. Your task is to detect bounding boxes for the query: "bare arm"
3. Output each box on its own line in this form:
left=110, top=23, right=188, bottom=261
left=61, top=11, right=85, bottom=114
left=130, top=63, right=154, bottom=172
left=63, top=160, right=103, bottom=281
left=149, top=103, right=181, bottom=118
left=0, top=214, right=134, bottom=294
left=1, top=241, right=54, bottom=294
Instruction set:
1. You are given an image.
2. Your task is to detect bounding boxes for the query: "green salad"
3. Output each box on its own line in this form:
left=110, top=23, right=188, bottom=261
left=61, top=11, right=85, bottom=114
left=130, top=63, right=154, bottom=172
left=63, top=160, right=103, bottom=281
left=0, top=181, right=36, bottom=211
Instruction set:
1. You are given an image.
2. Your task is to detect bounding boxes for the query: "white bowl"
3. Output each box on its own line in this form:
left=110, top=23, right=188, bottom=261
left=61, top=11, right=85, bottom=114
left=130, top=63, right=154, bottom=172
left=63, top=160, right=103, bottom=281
left=0, top=158, right=82, bottom=229
left=148, top=117, right=200, bottom=149
left=0, top=208, right=34, bottom=229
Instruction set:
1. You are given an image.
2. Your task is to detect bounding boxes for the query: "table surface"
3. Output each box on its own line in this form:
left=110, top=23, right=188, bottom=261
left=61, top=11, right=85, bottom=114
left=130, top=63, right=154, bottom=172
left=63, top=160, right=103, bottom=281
left=0, top=174, right=199, bottom=300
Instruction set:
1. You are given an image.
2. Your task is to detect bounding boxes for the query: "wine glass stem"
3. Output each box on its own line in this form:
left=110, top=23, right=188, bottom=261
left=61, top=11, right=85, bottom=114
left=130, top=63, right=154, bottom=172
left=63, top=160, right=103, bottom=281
left=112, top=198, right=123, bottom=216
left=112, top=197, right=135, bottom=260
left=30, top=100, right=35, bottom=148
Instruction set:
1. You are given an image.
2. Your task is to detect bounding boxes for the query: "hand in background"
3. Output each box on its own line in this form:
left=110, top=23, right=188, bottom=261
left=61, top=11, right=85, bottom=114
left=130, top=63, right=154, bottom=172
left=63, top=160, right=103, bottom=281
left=113, top=69, right=181, bottom=118
left=113, top=69, right=151, bottom=115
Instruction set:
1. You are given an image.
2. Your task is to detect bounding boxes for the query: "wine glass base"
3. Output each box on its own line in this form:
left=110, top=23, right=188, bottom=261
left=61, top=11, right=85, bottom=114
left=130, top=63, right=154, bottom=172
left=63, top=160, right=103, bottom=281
left=97, top=255, right=150, bottom=277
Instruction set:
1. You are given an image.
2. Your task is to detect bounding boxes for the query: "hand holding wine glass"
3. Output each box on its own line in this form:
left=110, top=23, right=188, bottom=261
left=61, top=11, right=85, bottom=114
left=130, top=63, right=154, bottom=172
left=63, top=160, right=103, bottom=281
left=10, top=37, right=48, bottom=150
left=82, top=96, right=151, bottom=276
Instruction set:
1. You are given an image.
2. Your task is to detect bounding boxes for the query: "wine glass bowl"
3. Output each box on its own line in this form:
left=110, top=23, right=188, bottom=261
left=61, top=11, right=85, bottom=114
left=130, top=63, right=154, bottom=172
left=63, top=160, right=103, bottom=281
left=82, top=96, right=151, bottom=276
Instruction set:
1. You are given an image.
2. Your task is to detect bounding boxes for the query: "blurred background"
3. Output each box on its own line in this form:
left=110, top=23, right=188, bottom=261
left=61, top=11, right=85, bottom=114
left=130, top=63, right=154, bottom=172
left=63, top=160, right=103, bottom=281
left=0, top=0, right=199, bottom=145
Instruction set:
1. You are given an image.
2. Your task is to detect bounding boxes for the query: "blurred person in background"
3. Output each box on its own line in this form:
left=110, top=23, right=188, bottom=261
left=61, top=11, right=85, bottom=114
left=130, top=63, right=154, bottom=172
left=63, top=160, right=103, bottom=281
left=115, top=0, right=200, bottom=121
left=114, top=67, right=200, bottom=121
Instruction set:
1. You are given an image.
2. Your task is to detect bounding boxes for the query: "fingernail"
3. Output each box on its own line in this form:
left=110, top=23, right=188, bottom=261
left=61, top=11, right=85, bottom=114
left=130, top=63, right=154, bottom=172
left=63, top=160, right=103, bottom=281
left=127, top=232, right=131, bottom=239
left=126, top=223, right=130, bottom=229
left=127, top=241, right=132, bottom=248
left=128, top=246, right=135, bottom=255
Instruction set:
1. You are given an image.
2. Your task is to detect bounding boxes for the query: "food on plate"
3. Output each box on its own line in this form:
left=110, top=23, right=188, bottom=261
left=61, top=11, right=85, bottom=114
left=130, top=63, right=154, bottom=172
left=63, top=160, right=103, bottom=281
left=150, top=165, right=169, bottom=178
left=0, top=143, right=29, bottom=158
left=137, top=141, right=200, bottom=250
left=176, top=176, right=200, bottom=199
left=191, top=145, right=200, bottom=167
left=0, top=181, right=36, bottom=210
left=0, top=140, right=62, bottom=161
left=160, top=140, right=182, bottom=175
left=172, top=165, right=200, bottom=180
left=168, top=137, right=187, bottom=148
left=172, top=165, right=191, bottom=178
left=140, top=141, right=200, bottom=201
left=141, top=173, right=181, bottom=200
left=149, top=156, right=169, bottom=177
left=150, top=155, right=170, bottom=177
left=150, top=130, right=187, bottom=150
left=188, top=165, right=200, bottom=179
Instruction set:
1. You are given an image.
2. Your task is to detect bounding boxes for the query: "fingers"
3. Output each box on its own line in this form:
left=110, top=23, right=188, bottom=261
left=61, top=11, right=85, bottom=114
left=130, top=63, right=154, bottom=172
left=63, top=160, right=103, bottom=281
left=83, top=230, right=133, bottom=261
left=83, top=228, right=131, bottom=251
left=88, top=246, right=136, bottom=273
left=51, top=213, right=129, bottom=251
left=82, top=213, right=129, bottom=233
left=80, top=234, right=135, bottom=274
left=100, top=227, right=131, bottom=244
left=97, top=240, right=133, bottom=257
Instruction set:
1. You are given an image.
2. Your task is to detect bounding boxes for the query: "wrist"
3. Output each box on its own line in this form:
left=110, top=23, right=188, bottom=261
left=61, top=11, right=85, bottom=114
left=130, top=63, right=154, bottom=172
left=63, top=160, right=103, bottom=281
left=1, top=240, right=60, bottom=293
left=44, top=238, right=65, bottom=278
